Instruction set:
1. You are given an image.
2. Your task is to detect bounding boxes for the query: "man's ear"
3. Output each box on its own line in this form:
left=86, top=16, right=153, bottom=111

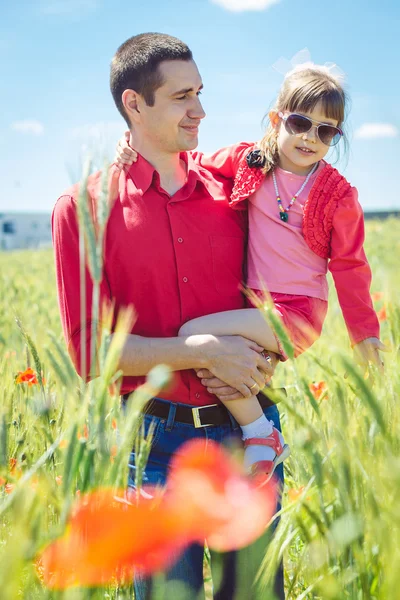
left=269, top=110, right=280, bottom=129
left=122, top=89, right=142, bottom=124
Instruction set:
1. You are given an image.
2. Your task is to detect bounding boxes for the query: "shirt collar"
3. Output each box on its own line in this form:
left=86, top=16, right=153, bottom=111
left=126, top=151, right=204, bottom=195
left=126, top=153, right=157, bottom=194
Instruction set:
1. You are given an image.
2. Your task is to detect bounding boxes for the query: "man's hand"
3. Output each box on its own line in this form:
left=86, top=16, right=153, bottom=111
left=196, top=352, right=279, bottom=401
left=353, top=337, right=390, bottom=373
left=186, top=335, right=275, bottom=399
left=114, top=131, right=138, bottom=169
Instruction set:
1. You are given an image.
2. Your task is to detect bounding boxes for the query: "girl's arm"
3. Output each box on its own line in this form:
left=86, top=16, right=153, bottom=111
left=113, top=132, right=253, bottom=182
left=328, top=188, right=388, bottom=365
left=190, top=141, right=253, bottom=181
left=179, top=309, right=280, bottom=355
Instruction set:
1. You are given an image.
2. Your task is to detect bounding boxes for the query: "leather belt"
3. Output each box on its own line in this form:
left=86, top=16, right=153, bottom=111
left=121, top=390, right=284, bottom=429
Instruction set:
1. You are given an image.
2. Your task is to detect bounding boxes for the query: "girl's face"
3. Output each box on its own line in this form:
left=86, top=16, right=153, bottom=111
left=271, top=102, right=339, bottom=176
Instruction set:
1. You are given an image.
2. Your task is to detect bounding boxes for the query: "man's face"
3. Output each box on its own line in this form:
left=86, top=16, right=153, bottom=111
left=138, top=60, right=206, bottom=153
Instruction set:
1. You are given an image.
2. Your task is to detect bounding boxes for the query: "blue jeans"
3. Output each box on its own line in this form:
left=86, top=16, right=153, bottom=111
left=128, top=400, right=284, bottom=600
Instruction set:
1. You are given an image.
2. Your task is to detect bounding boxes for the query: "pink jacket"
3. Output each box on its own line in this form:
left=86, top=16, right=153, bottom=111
left=195, top=142, right=380, bottom=345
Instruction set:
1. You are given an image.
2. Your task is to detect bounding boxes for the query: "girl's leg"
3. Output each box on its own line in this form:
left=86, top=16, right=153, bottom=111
left=222, top=395, right=264, bottom=425
left=178, top=308, right=289, bottom=477
left=179, top=308, right=280, bottom=354
left=219, top=394, right=288, bottom=475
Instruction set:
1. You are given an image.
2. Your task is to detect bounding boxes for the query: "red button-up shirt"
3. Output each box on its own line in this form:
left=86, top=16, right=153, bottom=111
left=52, top=152, right=247, bottom=406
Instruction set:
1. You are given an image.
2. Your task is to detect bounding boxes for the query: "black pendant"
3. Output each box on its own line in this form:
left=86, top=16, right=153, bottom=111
left=280, top=212, right=289, bottom=223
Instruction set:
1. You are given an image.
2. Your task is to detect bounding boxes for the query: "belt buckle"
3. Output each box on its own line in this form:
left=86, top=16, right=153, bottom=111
left=192, top=404, right=218, bottom=428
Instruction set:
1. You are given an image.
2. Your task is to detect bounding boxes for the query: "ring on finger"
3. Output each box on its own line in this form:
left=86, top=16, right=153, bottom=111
left=249, top=382, right=259, bottom=393
left=261, top=351, right=272, bottom=364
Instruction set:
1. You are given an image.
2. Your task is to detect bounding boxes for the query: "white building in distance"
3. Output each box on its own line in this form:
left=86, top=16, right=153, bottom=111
left=0, top=212, right=52, bottom=251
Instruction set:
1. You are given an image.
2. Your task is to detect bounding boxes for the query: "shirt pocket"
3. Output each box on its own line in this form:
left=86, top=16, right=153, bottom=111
left=209, top=235, right=245, bottom=297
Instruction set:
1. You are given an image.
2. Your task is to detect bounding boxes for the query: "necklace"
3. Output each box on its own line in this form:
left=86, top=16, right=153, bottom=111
left=272, top=162, right=319, bottom=222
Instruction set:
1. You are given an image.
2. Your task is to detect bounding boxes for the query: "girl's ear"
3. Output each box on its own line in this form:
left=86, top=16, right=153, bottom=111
left=269, top=110, right=280, bottom=129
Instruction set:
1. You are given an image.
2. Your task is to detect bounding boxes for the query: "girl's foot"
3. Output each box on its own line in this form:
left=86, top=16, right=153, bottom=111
left=244, top=429, right=291, bottom=481
left=240, top=414, right=290, bottom=480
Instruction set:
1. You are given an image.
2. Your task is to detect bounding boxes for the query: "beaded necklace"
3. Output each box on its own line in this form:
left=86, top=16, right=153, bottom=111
left=272, top=162, right=319, bottom=222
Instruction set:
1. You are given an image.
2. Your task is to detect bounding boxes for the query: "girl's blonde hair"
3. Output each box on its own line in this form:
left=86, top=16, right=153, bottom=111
left=259, top=66, right=348, bottom=175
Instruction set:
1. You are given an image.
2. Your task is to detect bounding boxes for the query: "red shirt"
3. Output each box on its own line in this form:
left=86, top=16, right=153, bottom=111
left=52, top=152, right=247, bottom=406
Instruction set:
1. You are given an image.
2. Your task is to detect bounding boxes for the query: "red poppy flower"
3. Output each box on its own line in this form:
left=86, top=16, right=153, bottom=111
left=168, top=439, right=277, bottom=552
left=377, top=306, right=387, bottom=322
left=38, top=439, right=277, bottom=589
left=9, top=458, right=22, bottom=479
left=309, top=381, right=328, bottom=400
left=287, top=486, right=305, bottom=502
left=15, top=367, right=45, bottom=386
left=39, top=487, right=200, bottom=588
left=77, top=424, right=89, bottom=441
left=371, top=292, right=384, bottom=302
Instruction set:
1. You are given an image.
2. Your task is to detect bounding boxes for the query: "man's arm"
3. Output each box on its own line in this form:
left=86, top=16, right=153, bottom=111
left=116, top=333, right=274, bottom=399
left=52, top=191, right=114, bottom=380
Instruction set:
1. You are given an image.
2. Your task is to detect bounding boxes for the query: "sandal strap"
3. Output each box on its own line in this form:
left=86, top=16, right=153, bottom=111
left=243, top=429, right=283, bottom=456
left=250, top=460, right=275, bottom=477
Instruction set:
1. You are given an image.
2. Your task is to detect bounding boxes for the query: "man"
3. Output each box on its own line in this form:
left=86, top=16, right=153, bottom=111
left=52, top=32, right=284, bottom=599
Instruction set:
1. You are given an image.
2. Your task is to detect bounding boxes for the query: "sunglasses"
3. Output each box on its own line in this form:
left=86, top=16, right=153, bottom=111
left=278, top=112, right=343, bottom=147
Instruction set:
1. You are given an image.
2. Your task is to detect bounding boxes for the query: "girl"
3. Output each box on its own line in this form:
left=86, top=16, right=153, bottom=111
left=114, top=63, right=387, bottom=480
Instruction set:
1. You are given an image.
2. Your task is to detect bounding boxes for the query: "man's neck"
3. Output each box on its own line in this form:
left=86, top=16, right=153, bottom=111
left=131, top=135, right=187, bottom=196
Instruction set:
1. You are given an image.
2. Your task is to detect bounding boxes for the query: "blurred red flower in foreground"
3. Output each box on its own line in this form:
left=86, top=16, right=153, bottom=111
left=309, top=381, right=328, bottom=400
left=168, top=439, right=277, bottom=552
left=15, top=367, right=44, bottom=386
left=38, top=439, right=276, bottom=589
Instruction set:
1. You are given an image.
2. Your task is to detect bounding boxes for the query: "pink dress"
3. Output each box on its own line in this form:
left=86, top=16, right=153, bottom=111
left=193, top=141, right=379, bottom=356
left=246, top=163, right=328, bottom=358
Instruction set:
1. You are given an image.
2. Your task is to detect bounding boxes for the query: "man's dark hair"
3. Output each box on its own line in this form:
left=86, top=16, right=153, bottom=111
left=110, top=32, right=193, bottom=127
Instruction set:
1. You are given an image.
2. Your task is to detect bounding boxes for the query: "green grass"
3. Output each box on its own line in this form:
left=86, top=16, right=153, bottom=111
left=0, top=218, right=399, bottom=599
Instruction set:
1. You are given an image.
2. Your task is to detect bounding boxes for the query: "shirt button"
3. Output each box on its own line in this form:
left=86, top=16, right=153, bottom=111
left=182, top=276, right=188, bottom=283
left=177, top=237, right=183, bottom=243
left=195, top=393, right=201, bottom=399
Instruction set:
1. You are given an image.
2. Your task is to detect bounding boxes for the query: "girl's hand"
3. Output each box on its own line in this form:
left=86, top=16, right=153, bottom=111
left=114, top=130, right=138, bottom=169
left=353, top=337, right=390, bottom=372
left=195, top=352, right=279, bottom=401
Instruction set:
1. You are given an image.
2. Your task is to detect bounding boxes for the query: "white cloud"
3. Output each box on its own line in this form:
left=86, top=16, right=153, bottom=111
left=210, top=0, right=281, bottom=12
left=11, top=120, right=44, bottom=135
left=355, top=123, right=399, bottom=140
left=38, top=0, right=98, bottom=15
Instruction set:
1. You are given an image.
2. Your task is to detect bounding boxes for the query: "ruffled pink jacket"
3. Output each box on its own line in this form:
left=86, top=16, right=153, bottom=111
left=194, top=142, right=379, bottom=345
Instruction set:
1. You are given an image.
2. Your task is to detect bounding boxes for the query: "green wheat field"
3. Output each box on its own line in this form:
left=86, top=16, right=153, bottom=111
left=0, top=216, right=399, bottom=600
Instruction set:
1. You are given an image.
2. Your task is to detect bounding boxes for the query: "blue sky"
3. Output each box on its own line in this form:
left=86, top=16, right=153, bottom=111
left=1, top=0, right=399, bottom=212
